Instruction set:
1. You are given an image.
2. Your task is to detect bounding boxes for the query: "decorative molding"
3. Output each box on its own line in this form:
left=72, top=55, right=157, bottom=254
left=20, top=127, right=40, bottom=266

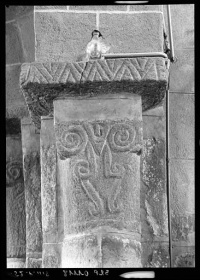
left=20, top=58, right=168, bottom=129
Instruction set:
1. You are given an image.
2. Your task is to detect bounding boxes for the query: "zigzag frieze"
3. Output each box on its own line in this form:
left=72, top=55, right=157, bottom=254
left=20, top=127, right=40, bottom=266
left=20, top=58, right=168, bottom=129
left=20, top=58, right=167, bottom=86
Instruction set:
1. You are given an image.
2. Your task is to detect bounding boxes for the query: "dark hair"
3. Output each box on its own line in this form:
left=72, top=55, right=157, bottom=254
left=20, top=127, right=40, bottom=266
left=91, top=30, right=103, bottom=38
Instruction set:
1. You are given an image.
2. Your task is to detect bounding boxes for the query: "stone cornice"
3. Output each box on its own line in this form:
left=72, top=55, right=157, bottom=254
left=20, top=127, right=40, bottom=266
left=20, top=58, right=169, bottom=129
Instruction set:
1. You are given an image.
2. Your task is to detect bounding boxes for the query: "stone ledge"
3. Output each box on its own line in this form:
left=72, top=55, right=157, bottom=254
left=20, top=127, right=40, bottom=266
left=20, top=57, right=168, bottom=129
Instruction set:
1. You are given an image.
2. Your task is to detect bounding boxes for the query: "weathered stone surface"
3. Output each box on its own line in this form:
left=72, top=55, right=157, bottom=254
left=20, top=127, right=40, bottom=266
left=6, top=22, right=24, bottom=64
left=20, top=58, right=168, bottom=129
left=99, top=13, right=163, bottom=53
left=42, top=243, right=62, bottom=268
left=7, top=258, right=26, bottom=268
left=130, top=5, right=161, bottom=11
left=6, top=6, right=34, bottom=21
left=6, top=136, right=26, bottom=258
left=55, top=97, right=142, bottom=267
left=163, top=4, right=194, bottom=49
left=101, top=234, right=141, bottom=267
left=17, top=13, right=35, bottom=62
left=169, top=49, right=194, bottom=93
left=172, top=246, right=195, bottom=267
left=55, top=98, right=142, bottom=236
left=141, top=138, right=168, bottom=242
left=21, top=122, right=42, bottom=263
left=69, top=5, right=127, bottom=10
left=62, top=235, right=100, bottom=268
left=141, top=242, right=170, bottom=267
left=35, top=12, right=96, bottom=62
left=142, top=116, right=165, bottom=139
left=40, top=117, right=58, bottom=243
left=26, top=258, right=42, bottom=268
left=169, top=94, right=194, bottom=159
left=143, top=105, right=164, bottom=117
left=170, top=159, right=194, bottom=245
left=6, top=65, right=29, bottom=119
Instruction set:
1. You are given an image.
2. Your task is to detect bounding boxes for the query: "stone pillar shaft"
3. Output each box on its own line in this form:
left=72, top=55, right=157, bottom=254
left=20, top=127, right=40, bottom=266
left=21, top=120, right=42, bottom=268
left=54, top=96, right=143, bottom=267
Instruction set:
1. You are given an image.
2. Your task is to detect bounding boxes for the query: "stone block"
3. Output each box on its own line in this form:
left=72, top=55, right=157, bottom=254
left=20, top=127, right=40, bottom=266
left=35, top=12, right=96, bottom=62
left=142, top=116, right=165, bottom=139
left=6, top=6, right=34, bottom=21
left=6, top=65, right=28, bottom=119
left=21, top=123, right=42, bottom=254
left=42, top=243, right=62, bottom=268
left=69, top=5, right=127, bottom=10
left=6, top=136, right=26, bottom=258
left=101, top=234, right=141, bottom=267
left=35, top=6, right=68, bottom=10
left=141, top=138, right=168, bottom=242
left=163, top=4, right=194, bottom=49
left=26, top=258, right=42, bottom=268
left=62, top=235, right=100, bottom=268
left=169, top=159, right=194, bottom=244
left=6, top=22, right=24, bottom=64
left=54, top=97, right=142, bottom=235
left=130, top=5, right=161, bottom=11
left=99, top=13, right=163, bottom=53
left=7, top=258, right=26, bottom=268
left=40, top=118, right=58, bottom=243
left=141, top=242, right=170, bottom=267
left=169, top=49, right=194, bottom=93
left=169, top=94, right=194, bottom=159
left=172, top=246, right=195, bottom=267
left=16, top=13, right=35, bottom=62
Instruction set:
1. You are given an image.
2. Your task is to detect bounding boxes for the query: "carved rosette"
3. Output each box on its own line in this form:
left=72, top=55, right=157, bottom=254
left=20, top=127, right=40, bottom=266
left=55, top=120, right=142, bottom=217
left=6, top=160, right=23, bottom=187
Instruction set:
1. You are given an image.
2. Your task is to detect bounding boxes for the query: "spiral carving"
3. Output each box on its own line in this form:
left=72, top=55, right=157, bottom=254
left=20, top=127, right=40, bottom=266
left=108, top=123, right=136, bottom=152
left=6, top=161, right=23, bottom=186
left=55, top=123, right=87, bottom=158
left=74, top=160, right=92, bottom=180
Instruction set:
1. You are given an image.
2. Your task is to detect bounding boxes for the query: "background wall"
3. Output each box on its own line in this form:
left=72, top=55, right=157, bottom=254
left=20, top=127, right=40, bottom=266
left=163, top=4, right=195, bottom=267
left=6, top=4, right=194, bottom=267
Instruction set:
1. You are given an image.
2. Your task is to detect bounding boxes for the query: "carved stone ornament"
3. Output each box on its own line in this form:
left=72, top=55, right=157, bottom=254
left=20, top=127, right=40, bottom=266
left=6, top=160, right=23, bottom=187
left=55, top=120, right=142, bottom=217
left=20, top=58, right=169, bottom=129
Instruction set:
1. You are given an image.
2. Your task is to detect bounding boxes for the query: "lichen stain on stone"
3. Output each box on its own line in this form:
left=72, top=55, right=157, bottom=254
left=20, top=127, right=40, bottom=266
left=174, top=252, right=195, bottom=267
left=141, top=138, right=168, bottom=238
left=171, top=214, right=195, bottom=241
left=145, top=200, right=160, bottom=236
left=147, top=247, right=169, bottom=268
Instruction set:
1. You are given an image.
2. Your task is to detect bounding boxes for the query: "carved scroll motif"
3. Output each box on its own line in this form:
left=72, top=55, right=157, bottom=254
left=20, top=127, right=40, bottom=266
left=55, top=120, right=141, bottom=216
left=55, top=123, right=88, bottom=159
left=6, top=161, right=23, bottom=187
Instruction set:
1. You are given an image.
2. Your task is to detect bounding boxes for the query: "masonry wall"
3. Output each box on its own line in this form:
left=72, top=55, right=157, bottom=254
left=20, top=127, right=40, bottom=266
left=163, top=4, right=195, bottom=267
left=6, top=4, right=194, bottom=268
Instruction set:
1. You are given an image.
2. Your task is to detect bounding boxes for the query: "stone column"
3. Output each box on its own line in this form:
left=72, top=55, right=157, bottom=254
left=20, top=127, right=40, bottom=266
left=6, top=135, right=26, bottom=268
left=40, top=117, right=62, bottom=268
left=20, top=57, right=168, bottom=268
left=21, top=119, right=42, bottom=268
left=54, top=95, right=143, bottom=267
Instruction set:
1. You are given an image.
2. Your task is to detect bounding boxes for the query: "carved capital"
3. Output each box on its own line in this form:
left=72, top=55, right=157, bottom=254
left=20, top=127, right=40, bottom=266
left=20, top=58, right=168, bottom=129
